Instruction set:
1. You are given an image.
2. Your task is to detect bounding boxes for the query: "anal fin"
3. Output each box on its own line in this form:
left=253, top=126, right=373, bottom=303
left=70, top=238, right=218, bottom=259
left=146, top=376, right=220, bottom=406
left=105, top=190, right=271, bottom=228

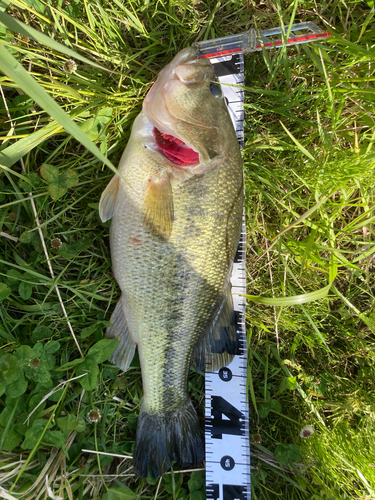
left=106, top=297, right=136, bottom=371
left=193, top=283, right=237, bottom=372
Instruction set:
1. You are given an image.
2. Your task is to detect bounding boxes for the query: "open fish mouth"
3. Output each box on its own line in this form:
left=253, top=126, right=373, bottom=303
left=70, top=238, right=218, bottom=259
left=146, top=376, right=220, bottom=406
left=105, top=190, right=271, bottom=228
left=153, top=127, right=199, bottom=165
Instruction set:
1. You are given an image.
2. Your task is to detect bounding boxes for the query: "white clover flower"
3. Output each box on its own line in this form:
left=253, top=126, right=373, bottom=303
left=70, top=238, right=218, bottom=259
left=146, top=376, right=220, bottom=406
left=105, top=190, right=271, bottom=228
left=51, top=238, right=62, bottom=249
left=88, top=409, right=101, bottom=423
left=63, top=59, right=77, bottom=73
left=300, top=425, right=314, bottom=438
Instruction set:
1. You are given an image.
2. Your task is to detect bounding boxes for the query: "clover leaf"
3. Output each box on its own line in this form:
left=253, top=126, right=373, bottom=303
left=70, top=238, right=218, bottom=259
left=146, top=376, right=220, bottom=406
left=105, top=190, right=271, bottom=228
left=274, top=443, right=302, bottom=467
left=5, top=371, right=28, bottom=398
left=79, top=107, right=112, bottom=141
left=0, top=353, right=19, bottom=387
left=76, top=358, right=99, bottom=391
left=58, top=237, right=92, bottom=258
left=259, top=399, right=282, bottom=418
left=57, top=414, right=85, bottom=433
left=40, top=163, right=78, bottom=200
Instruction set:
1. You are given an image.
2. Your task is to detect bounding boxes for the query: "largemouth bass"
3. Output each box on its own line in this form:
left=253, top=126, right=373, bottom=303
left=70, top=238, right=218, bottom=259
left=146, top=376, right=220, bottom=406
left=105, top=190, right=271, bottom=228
left=99, top=47, right=243, bottom=478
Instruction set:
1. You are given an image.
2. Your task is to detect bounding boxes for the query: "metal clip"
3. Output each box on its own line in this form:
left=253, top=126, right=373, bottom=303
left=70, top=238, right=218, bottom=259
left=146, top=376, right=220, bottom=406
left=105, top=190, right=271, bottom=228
left=193, top=21, right=330, bottom=58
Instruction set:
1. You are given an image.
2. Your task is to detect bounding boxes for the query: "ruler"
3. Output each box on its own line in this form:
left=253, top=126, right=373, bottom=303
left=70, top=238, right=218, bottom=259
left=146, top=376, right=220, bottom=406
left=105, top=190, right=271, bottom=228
left=195, top=22, right=331, bottom=500
left=204, top=52, right=250, bottom=500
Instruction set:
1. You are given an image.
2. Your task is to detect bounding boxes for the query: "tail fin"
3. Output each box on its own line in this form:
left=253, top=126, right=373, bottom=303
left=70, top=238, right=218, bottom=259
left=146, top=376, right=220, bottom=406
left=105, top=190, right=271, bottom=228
left=133, top=400, right=204, bottom=478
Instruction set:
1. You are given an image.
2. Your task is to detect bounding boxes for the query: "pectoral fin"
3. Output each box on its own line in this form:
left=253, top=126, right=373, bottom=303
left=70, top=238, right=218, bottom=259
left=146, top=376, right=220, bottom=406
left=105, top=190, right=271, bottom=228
left=99, top=175, right=120, bottom=222
left=106, top=297, right=136, bottom=371
left=193, top=283, right=237, bottom=372
left=143, top=175, right=174, bottom=240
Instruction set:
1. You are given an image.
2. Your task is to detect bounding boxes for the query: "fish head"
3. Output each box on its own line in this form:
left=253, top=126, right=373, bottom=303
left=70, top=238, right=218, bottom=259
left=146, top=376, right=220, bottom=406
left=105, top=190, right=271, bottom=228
left=143, top=47, right=231, bottom=168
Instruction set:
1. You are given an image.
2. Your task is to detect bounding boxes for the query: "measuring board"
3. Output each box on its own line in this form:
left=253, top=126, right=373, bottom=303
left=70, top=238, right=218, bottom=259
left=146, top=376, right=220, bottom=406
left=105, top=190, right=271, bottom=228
left=205, top=52, right=250, bottom=500
left=194, top=22, right=331, bottom=500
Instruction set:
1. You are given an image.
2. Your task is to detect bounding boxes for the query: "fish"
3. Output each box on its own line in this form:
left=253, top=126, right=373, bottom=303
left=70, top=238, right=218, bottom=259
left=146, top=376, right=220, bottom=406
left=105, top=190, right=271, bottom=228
left=99, top=46, right=244, bottom=478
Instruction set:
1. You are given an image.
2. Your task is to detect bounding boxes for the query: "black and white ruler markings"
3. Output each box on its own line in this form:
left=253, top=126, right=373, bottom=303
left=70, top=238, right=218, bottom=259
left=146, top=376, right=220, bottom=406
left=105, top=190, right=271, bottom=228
left=204, top=52, right=250, bottom=500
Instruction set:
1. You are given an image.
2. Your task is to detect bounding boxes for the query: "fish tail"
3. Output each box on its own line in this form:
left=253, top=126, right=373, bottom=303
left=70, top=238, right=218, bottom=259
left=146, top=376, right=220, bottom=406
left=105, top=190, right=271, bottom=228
left=133, top=400, right=204, bottom=478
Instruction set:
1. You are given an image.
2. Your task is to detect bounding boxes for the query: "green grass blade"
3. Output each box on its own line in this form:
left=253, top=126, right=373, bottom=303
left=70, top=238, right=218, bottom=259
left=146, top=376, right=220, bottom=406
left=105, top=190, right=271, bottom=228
left=300, top=227, right=317, bottom=273
left=280, top=121, right=316, bottom=162
left=10, top=0, right=52, bottom=24
left=331, top=285, right=375, bottom=332
left=0, top=45, right=117, bottom=175
left=0, top=122, right=62, bottom=168
left=0, top=163, right=33, bottom=183
left=244, top=282, right=333, bottom=306
left=263, top=196, right=329, bottom=256
left=300, top=303, right=331, bottom=352
left=0, top=11, right=109, bottom=71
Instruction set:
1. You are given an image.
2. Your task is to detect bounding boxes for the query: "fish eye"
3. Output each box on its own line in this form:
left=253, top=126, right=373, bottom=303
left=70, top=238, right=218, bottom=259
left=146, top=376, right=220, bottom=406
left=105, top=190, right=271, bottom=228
left=210, top=83, right=223, bottom=98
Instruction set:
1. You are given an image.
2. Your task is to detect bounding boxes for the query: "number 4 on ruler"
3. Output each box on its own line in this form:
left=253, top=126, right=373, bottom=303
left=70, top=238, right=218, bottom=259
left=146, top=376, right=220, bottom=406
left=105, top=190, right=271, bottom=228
left=209, top=396, right=245, bottom=439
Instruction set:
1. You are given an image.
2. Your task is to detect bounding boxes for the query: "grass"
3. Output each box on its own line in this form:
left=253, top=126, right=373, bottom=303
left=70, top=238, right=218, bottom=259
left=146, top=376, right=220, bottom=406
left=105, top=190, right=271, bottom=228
left=0, top=0, right=374, bottom=499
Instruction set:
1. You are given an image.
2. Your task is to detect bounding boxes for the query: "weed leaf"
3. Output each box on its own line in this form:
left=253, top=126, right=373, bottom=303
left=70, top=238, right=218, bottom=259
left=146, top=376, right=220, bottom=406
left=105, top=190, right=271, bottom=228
left=76, top=358, right=99, bottom=391
left=80, top=107, right=113, bottom=141
left=21, top=419, right=49, bottom=449
left=86, top=338, right=119, bottom=364
left=189, top=493, right=205, bottom=500
left=40, top=163, right=59, bottom=184
left=58, top=237, right=92, bottom=258
left=18, top=281, right=33, bottom=300
left=188, top=471, right=205, bottom=493
left=0, top=284, right=11, bottom=301
left=45, top=341, right=60, bottom=354
left=259, top=399, right=282, bottom=418
left=14, top=345, right=34, bottom=367
left=57, top=414, right=85, bottom=432
left=102, top=486, right=136, bottom=500
left=31, top=326, right=53, bottom=342
left=0, top=427, right=22, bottom=451
left=43, top=430, right=66, bottom=447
